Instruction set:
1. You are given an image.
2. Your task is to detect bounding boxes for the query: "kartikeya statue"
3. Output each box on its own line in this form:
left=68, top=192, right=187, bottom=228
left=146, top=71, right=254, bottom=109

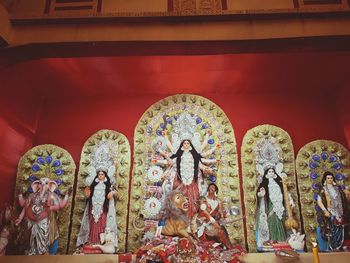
left=316, top=171, right=350, bottom=251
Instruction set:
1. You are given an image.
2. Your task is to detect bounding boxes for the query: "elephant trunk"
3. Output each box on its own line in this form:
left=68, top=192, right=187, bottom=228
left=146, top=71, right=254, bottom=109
left=40, top=184, right=48, bottom=200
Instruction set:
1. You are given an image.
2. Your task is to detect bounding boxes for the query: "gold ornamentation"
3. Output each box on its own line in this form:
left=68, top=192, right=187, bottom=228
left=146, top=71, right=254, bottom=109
left=296, top=140, right=350, bottom=251
left=173, top=0, right=223, bottom=12
left=69, top=130, right=130, bottom=253
left=15, top=144, right=76, bottom=254
left=241, top=125, right=301, bottom=252
left=128, top=94, right=242, bottom=252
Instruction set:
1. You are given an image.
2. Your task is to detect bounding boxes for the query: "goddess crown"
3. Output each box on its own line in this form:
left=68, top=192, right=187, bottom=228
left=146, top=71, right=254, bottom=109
left=173, top=112, right=196, bottom=142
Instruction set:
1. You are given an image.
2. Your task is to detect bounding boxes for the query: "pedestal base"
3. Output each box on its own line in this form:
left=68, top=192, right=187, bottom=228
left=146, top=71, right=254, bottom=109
left=0, top=252, right=349, bottom=263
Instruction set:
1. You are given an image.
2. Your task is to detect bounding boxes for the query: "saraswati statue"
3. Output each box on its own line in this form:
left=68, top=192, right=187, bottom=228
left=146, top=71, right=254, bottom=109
left=255, top=137, right=298, bottom=251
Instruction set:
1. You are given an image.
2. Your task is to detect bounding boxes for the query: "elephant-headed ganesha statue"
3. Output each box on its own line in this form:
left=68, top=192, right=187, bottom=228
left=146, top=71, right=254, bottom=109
left=16, top=177, right=71, bottom=255
left=14, top=145, right=76, bottom=255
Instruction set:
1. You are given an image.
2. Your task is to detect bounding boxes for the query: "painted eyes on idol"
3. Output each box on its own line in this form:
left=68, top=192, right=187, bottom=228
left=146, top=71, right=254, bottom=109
left=98, top=172, right=106, bottom=180
left=183, top=141, right=190, bottom=148
left=326, top=175, right=334, bottom=183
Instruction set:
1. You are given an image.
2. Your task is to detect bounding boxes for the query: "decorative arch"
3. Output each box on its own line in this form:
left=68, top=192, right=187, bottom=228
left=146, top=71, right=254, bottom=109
left=241, top=125, right=301, bottom=252
left=296, top=140, right=350, bottom=251
left=69, top=130, right=131, bottom=253
left=15, top=144, right=76, bottom=254
left=128, top=94, right=242, bottom=252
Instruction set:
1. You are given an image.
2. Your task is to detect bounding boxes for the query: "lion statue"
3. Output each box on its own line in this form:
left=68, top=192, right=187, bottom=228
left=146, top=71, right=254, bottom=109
left=161, top=191, right=194, bottom=243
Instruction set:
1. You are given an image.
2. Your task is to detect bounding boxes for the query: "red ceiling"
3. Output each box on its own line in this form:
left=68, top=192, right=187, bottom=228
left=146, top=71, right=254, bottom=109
left=0, top=52, right=350, bottom=99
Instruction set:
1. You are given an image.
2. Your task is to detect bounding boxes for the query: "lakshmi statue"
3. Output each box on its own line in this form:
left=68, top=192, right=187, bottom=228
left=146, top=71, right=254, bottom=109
left=316, top=171, right=350, bottom=251
left=77, top=170, right=118, bottom=246
left=76, top=142, right=119, bottom=251
left=152, top=118, right=220, bottom=218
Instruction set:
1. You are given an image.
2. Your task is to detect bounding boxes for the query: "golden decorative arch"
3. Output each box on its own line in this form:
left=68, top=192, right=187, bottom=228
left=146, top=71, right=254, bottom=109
left=128, top=94, right=242, bottom=252
left=296, top=140, right=350, bottom=251
left=15, top=144, right=76, bottom=254
left=241, top=125, right=301, bottom=252
left=69, top=130, right=131, bottom=253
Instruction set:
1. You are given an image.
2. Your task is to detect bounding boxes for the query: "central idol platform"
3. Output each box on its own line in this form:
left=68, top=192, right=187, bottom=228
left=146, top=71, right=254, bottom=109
left=0, top=252, right=349, bottom=263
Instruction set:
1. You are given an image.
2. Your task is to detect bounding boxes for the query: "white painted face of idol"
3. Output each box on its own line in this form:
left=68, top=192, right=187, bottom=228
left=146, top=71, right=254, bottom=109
left=326, top=175, right=334, bottom=185
left=182, top=140, right=191, bottom=150
left=266, top=168, right=277, bottom=179
left=98, top=171, right=106, bottom=181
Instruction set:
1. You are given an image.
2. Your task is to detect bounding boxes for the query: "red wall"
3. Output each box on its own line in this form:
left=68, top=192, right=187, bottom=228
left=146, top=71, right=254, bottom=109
left=33, top=92, right=348, bottom=163
left=337, top=85, right=350, bottom=149
left=0, top=70, right=349, bottom=211
left=0, top=79, right=42, bottom=210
